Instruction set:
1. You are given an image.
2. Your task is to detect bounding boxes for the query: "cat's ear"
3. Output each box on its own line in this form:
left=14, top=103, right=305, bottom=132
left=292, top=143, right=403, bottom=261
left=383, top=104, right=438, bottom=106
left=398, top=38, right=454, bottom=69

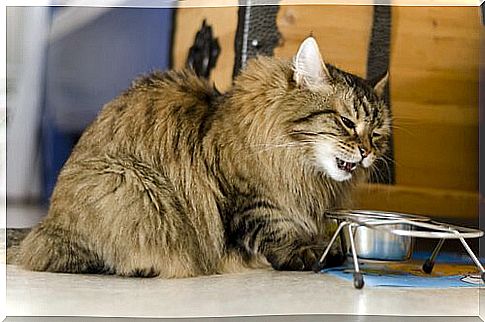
left=372, top=71, right=389, bottom=98
left=293, top=37, right=332, bottom=91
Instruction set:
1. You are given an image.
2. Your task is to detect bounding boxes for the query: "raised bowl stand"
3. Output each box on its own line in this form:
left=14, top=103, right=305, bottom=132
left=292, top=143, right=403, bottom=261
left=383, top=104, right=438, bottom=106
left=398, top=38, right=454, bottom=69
left=313, top=211, right=485, bottom=289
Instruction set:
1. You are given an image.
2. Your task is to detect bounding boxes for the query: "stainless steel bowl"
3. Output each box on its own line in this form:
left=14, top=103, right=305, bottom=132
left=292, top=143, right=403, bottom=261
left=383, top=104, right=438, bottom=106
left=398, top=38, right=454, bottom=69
left=341, top=224, right=414, bottom=261
left=327, top=210, right=431, bottom=262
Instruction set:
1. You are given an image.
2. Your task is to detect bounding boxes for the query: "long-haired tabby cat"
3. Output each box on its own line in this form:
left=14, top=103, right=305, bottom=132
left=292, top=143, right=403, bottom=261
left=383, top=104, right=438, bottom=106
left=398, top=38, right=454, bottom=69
left=14, top=37, right=390, bottom=277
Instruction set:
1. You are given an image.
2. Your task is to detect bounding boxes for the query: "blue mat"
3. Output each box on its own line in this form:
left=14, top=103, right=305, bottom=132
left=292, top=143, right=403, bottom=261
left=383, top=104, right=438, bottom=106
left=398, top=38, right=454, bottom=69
left=320, top=252, right=484, bottom=288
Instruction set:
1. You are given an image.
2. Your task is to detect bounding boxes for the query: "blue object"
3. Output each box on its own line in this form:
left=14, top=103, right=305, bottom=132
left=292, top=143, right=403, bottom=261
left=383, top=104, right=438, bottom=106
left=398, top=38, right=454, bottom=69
left=323, top=266, right=482, bottom=288
left=42, top=7, right=174, bottom=202
left=412, top=250, right=480, bottom=265
left=321, top=252, right=485, bottom=288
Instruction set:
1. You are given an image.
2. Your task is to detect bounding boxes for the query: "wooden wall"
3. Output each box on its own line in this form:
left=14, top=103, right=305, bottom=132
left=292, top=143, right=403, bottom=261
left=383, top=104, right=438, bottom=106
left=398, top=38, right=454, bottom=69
left=173, top=5, right=482, bottom=221
left=274, top=5, right=373, bottom=76
left=172, top=6, right=238, bottom=91
left=356, top=6, right=481, bottom=220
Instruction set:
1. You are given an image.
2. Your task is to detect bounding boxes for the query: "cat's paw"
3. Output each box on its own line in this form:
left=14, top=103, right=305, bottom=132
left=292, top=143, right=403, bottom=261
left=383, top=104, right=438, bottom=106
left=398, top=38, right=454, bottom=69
left=268, top=245, right=341, bottom=271
left=314, top=249, right=346, bottom=271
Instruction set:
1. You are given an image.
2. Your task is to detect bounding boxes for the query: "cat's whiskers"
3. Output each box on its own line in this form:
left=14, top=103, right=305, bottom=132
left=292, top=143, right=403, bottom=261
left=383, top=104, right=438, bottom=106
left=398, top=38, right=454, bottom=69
left=368, top=161, right=384, bottom=181
left=380, top=157, right=393, bottom=185
left=370, top=159, right=388, bottom=184
left=380, top=153, right=401, bottom=168
left=250, top=141, right=315, bottom=153
left=370, top=156, right=393, bottom=185
left=368, top=163, right=393, bottom=200
left=391, top=116, right=422, bottom=125
left=389, top=126, right=415, bottom=137
left=369, top=163, right=391, bottom=199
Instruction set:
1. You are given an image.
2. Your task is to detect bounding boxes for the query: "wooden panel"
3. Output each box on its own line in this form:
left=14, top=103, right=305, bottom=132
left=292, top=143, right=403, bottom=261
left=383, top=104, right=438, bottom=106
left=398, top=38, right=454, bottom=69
left=172, top=5, right=481, bottom=219
left=173, top=5, right=373, bottom=90
left=177, top=1, right=479, bottom=6
left=390, top=6, right=480, bottom=192
left=172, top=6, right=238, bottom=91
left=279, top=0, right=478, bottom=5
left=390, top=7, right=480, bottom=105
left=275, top=5, right=373, bottom=77
left=355, top=184, right=479, bottom=220
left=275, top=5, right=481, bottom=217
left=393, top=104, right=478, bottom=191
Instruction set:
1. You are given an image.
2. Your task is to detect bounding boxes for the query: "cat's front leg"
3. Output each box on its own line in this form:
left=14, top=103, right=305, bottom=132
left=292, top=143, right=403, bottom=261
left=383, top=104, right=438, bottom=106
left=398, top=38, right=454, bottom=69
left=262, top=237, right=345, bottom=271
left=230, top=209, right=344, bottom=271
left=265, top=244, right=323, bottom=271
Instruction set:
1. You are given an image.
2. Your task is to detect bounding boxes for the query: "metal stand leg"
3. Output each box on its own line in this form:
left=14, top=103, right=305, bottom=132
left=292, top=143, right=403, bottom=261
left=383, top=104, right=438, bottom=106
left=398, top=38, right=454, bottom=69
left=348, top=224, right=364, bottom=289
left=456, top=233, right=485, bottom=282
left=313, top=221, right=348, bottom=272
left=422, top=238, right=445, bottom=274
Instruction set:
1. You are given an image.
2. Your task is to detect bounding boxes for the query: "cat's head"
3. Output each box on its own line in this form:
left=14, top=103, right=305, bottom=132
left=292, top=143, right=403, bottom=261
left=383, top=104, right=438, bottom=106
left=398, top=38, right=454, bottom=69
left=285, top=37, right=391, bottom=182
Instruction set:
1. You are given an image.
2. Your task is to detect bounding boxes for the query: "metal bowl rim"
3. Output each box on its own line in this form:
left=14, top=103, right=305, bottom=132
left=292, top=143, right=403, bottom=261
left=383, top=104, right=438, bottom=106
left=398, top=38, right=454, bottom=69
left=326, top=209, right=430, bottom=222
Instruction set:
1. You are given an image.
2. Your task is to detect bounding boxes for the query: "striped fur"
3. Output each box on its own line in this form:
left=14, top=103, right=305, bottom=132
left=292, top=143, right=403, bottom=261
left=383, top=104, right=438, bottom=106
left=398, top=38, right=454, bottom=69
left=16, top=53, right=390, bottom=277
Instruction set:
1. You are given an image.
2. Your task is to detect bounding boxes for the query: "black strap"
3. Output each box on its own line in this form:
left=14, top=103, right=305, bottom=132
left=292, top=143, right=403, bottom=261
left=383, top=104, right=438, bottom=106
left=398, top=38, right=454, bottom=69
left=367, top=5, right=395, bottom=184
left=481, top=3, right=484, bottom=25
left=233, top=2, right=281, bottom=77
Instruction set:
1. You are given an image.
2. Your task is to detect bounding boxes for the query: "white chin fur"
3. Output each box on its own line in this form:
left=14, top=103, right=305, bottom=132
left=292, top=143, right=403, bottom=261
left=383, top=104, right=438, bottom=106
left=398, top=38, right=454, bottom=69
left=361, top=153, right=375, bottom=168
left=314, top=143, right=353, bottom=182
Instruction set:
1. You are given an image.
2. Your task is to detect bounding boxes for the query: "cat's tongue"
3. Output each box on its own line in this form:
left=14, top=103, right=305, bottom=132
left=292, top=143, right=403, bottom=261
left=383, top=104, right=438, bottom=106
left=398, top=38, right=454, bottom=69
left=336, top=158, right=357, bottom=173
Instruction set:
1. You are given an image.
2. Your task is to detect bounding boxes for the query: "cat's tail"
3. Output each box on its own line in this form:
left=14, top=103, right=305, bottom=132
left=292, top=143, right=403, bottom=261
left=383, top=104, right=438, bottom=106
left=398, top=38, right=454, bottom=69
left=6, top=228, right=31, bottom=265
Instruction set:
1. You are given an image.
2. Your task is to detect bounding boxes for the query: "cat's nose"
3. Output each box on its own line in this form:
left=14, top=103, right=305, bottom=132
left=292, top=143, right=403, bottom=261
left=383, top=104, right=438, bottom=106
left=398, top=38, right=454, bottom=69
left=359, top=146, right=369, bottom=159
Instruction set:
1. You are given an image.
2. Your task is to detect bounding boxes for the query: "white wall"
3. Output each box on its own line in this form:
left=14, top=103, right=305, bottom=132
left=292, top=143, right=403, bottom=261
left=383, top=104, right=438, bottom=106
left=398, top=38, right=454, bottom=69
left=6, top=7, right=51, bottom=202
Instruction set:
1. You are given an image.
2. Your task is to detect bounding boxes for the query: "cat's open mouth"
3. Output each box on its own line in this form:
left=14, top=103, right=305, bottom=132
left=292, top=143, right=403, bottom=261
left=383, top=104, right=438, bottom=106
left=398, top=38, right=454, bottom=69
left=336, top=158, right=357, bottom=173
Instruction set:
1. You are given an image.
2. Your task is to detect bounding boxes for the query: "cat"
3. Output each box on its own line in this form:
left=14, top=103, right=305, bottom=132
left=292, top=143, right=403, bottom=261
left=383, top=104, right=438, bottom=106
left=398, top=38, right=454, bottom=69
left=13, top=37, right=391, bottom=277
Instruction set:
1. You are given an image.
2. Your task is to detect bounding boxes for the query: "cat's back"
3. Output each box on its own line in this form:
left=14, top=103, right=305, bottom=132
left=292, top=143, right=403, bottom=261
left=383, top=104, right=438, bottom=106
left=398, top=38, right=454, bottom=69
left=75, top=69, right=221, bottom=157
left=129, top=68, right=218, bottom=106
left=28, top=69, right=228, bottom=277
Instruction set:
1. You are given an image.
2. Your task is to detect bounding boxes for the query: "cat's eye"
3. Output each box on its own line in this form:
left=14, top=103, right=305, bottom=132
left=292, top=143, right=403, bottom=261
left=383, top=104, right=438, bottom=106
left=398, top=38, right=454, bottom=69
left=341, top=116, right=355, bottom=129
left=372, top=132, right=382, bottom=138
